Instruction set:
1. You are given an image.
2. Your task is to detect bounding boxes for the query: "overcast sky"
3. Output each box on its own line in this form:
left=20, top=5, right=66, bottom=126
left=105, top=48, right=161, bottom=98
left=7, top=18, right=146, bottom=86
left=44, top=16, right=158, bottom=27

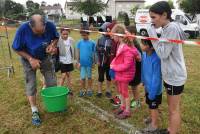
left=12, top=0, right=178, bottom=9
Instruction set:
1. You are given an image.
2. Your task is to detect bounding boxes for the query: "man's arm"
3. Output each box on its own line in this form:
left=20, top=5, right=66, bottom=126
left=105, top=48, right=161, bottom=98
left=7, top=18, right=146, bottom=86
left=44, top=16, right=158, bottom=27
left=12, top=24, right=41, bottom=70
left=15, top=51, right=32, bottom=61
left=15, top=51, right=41, bottom=70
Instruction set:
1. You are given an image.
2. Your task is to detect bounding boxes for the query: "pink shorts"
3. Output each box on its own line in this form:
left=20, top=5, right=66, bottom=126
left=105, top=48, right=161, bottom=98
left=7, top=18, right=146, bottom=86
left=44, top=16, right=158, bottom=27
left=117, top=81, right=129, bottom=98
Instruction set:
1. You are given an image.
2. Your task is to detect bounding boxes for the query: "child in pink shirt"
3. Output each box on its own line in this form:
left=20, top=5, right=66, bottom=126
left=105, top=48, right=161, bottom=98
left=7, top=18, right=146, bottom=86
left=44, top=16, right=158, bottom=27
left=110, top=24, right=140, bottom=119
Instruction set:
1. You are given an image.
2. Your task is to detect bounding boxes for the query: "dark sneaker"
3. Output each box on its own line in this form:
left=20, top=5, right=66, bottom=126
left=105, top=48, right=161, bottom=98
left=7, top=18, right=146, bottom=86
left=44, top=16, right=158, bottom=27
left=143, top=116, right=152, bottom=125
left=136, top=125, right=170, bottom=134
left=105, top=91, right=112, bottom=98
left=96, top=92, right=103, bottom=98
left=135, top=125, right=157, bottom=134
left=87, top=90, right=93, bottom=97
left=113, top=107, right=124, bottom=115
left=115, top=111, right=131, bottom=119
left=32, top=112, right=41, bottom=126
left=157, top=129, right=170, bottom=134
left=79, top=90, right=85, bottom=97
left=110, top=95, right=121, bottom=107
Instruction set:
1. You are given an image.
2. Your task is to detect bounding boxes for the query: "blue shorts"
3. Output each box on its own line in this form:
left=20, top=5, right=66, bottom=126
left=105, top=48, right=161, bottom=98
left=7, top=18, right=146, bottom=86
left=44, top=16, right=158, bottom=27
left=80, top=66, right=92, bottom=80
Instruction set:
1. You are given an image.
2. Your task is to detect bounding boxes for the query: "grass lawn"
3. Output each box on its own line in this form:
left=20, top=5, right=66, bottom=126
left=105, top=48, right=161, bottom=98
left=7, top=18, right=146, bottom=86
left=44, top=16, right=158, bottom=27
left=58, top=19, right=81, bottom=27
left=0, top=28, right=199, bottom=134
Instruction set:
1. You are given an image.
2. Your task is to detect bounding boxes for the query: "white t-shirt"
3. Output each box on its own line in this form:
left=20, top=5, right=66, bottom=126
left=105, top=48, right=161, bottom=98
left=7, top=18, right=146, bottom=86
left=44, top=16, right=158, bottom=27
left=59, top=38, right=73, bottom=64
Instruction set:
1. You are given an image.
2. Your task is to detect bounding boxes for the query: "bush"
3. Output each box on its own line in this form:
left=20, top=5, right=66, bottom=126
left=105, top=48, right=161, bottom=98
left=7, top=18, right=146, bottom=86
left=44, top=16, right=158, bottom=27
left=118, top=11, right=130, bottom=26
left=124, top=13, right=130, bottom=26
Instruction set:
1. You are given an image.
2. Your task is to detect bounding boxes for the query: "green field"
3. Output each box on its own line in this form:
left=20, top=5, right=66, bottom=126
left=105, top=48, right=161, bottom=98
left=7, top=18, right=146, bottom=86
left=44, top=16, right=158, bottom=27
left=0, top=28, right=199, bottom=134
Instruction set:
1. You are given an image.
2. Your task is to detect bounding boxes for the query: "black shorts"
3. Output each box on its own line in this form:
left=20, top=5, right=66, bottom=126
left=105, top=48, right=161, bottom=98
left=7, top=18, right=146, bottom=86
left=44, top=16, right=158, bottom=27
left=129, top=61, right=141, bottom=87
left=98, top=65, right=111, bottom=82
left=146, top=93, right=162, bottom=109
left=60, top=63, right=74, bottom=73
left=164, top=82, right=184, bottom=95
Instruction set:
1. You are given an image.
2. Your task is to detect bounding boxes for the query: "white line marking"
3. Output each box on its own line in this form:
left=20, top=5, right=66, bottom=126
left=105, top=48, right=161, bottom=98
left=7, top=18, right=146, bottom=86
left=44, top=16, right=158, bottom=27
left=75, top=97, right=138, bottom=134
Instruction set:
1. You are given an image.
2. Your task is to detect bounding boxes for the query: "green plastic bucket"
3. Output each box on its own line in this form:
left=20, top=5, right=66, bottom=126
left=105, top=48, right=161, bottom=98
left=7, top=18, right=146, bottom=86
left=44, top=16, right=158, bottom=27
left=41, top=86, right=69, bottom=112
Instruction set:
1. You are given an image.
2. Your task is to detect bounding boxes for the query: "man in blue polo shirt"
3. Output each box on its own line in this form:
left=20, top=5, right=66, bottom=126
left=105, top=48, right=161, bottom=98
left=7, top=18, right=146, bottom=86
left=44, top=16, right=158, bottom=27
left=12, top=14, right=59, bottom=126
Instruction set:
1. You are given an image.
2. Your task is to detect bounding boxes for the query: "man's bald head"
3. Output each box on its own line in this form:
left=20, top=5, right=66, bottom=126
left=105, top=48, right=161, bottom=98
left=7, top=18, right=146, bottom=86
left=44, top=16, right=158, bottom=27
left=30, top=14, right=46, bottom=35
left=30, top=14, right=45, bottom=27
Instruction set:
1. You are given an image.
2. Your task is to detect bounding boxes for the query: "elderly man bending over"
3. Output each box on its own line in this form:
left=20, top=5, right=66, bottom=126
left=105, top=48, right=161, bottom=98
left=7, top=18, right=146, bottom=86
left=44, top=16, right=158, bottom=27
left=12, top=14, right=59, bottom=126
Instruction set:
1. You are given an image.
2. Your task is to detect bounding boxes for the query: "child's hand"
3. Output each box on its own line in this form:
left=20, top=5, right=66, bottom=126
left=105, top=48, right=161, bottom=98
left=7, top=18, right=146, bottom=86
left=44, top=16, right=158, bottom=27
left=97, top=62, right=100, bottom=66
left=28, top=57, right=41, bottom=70
left=109, top=69, right=115, bottom=79
left=92, top=63, right=95, bottom=68
left=141, top=83, right=144, bottom=86
left=76, top=62, right=80, bottom=69
left=110, top=64, right=114, bottom=69
left=136, top=55, right=141, bottom=62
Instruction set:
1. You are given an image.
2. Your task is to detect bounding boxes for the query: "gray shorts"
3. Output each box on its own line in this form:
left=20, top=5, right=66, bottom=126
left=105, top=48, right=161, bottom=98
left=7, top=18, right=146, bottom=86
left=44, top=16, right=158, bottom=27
left=21, top=57, right=57, bottom=96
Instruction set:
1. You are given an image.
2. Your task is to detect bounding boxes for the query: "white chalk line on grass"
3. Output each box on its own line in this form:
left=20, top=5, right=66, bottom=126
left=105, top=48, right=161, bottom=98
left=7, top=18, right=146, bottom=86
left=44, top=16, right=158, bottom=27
left=75, top=97, right=138, bottom=134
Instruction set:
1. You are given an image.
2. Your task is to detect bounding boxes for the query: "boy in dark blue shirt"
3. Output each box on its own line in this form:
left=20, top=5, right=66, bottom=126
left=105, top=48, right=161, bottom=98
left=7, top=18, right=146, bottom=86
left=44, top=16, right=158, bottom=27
left=140, top=37, right=162, bottom=133
left=96, top=22, right=112, bottom=98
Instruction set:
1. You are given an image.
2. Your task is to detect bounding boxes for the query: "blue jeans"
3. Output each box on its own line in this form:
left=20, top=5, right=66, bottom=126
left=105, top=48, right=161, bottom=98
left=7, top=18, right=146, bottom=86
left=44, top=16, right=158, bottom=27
left=80, top=66, right=92, bottom=80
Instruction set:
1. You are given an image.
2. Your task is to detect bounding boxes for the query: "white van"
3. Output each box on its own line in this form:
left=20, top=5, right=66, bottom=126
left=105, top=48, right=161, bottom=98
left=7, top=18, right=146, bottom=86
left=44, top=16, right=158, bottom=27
left=135, top=9, right=199, bottom=38
left=196, top=14, right=200, bottom=28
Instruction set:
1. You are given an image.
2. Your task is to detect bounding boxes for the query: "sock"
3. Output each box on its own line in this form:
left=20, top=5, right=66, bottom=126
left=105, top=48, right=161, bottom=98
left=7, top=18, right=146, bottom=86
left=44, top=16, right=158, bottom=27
left=124, top=110, right=131, bottom=113
left=31, top=106, right=38, bottom=113
left=88, top=89, right=92, bottom=92
left=118, top=95, right=122, bottom=100
left=106, top=89, right=111, bottom=93
left=98, top=91, right=102, bottom=94
left=97, top=89, right=102, bottom=93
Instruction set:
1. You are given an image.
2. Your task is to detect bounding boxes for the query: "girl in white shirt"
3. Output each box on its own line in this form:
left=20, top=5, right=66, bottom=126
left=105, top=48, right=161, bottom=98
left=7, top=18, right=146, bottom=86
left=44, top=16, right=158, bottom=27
left=58, top=28, right=75, bottom=94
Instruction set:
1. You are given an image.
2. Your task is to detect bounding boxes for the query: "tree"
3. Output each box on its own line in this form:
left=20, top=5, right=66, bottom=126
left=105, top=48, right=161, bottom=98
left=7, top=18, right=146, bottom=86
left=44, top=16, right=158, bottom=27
left=118, top=11, right=130, bottom=26
left=118, top=11, right=125, bottom=20
left=144, top=0, right=174, bottom=9
left=143, top=4, right=151, bottom=9
left=0, top=0, right=5, bottom=16
left=0, top=0, right=25, bottom=20
left=130, top=5, right=139, bottom=16
left=26, top=0, right=44, bottom=17
left=168, top=0, right=175, bottom=9
left=180, top=0, right=200, bottom=19
left=53, top=3, right=61, bottom=7
left=71, top=0, right=107, bottom=16
left=41, top=1, right=47, bottom=7
left=124, top=13, right=130, bottom=26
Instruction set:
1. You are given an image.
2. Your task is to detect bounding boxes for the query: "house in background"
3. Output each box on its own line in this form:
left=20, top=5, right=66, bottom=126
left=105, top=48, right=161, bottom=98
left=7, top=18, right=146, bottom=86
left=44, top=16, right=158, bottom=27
left=105, top=0, right=145, bottom=18
left=65, top=1, right=83, bottom=19
left=65, top=0, right=145, bottom=19
left=41, top=4, right=64, bottom=23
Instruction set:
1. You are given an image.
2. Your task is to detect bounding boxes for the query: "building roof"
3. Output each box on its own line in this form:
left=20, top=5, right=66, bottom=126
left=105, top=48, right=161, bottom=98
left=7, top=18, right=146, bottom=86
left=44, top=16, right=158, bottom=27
left=105, top=0, right=145, bottom=4
left=115, top=0, right=145, bottom=2
left=41, top=4, right=63, bottom=16
left=41, top=5, right=62, bottom=10
left=65, top=1, right=76, bottom=6
left=66, top=0, right=145, bottom=6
